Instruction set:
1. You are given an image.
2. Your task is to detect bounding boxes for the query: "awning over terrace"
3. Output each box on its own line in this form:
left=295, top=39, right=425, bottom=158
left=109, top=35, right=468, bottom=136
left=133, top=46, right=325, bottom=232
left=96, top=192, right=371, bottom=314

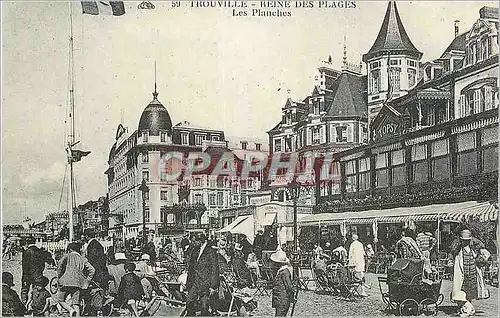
left=299, top=201, right=497, bottom=226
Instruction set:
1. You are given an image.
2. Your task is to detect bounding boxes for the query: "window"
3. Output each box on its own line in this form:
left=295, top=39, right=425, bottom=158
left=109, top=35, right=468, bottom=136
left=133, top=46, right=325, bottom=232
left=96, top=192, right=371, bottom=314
left=285, top=137, right=292, bottom=152
left=194, top=178, right=201, bottom=187
left=143, top=190, right=149, bottom=201
left=241, top=141, right=247, bottom=150
left=482, top=126, right=498, bottom=146
left=359, top=172, right=371, bottom=191
left=312, top=127, right=320, bottom=145
left=431, top=139, right=449, bottom=157
left=144, top=207, right=150, bottom=222
left=362, top=126, right=368, bottom=143
left=255, top=143, right=261, bottom=151
left=160, top=132, right=166, bottom=142
left=370, top=70, right=380, bottom=94
left=412, top=144, right=427, bottom=161
left=345, top=160, right=356, bottom=174
left=389, top=69, right=401, bottom=91
left=482, top=146, right=498, bottom=173
left=432, top=157, right=449, bottom=181
left=195, top=135, right=203, bottom=146
left=390, top=59, right=400, bottom=66
left=376, top=169, right=388, bottom=188
left=142, top=153, right=149, bottom=163
left=370, top=61, right=381, bottom=69
left=212, top=135, right=219, bottom=141
left=217, top=192, right=223, bottom=206
left=458, top=132, right=476, bottom=151
left=336, top=126, right=347, bottom=142
left=194, top=193, right=203, bottom=204
left=209, top=193, right=216, bottom=206
left=392, top=165, right=406, bottom=186
left=407, top=60, right=417, bottom=67
left=408, top=69, right=417, bottom=88
left=313, top=100, right=320, bottom=115
left=358, top=158, right=370, bottom=172
left=142, top=170, right=149, bottom=181
left=160, top=190, right=168, bottom=200
left=375, top=153, right=388, bottom=169
left=143, top=132, right=149, bottom=143
left=391, top=149, right=405, bottom=165
left=274, top=139, right=282, bottom=152
left=181, top=133, right=188, bottom=145
left=413, top=161, right=428, bottom=184
left=344, top=175, right=356, bottom=193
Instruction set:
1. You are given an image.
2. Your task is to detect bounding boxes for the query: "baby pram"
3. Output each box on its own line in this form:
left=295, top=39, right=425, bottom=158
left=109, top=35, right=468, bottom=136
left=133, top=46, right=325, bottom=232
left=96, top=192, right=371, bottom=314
left=379, top=258, right=443, bottom=316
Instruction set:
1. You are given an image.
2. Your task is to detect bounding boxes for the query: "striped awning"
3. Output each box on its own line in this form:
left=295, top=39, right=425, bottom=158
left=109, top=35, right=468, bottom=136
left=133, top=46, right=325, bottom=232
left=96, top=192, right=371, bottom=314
left=446, top=202, right=498, bottom=222
left=298, top=201, right=497, bottom=226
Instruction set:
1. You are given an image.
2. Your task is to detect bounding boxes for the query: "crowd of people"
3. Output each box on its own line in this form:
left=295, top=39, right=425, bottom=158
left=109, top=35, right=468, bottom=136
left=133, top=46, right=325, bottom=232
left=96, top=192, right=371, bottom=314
left=1, top=224, right=494, bottom=317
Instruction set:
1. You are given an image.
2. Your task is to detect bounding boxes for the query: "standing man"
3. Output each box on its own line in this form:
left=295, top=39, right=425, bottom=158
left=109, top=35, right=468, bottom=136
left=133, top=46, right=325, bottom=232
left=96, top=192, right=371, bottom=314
left=185, top=233, right=219, bottom=316
left=253, top=229, right=265, bottom=259
left=348, top=234, right=368, bottom=297
left=21, top=237, right=54, bottom=305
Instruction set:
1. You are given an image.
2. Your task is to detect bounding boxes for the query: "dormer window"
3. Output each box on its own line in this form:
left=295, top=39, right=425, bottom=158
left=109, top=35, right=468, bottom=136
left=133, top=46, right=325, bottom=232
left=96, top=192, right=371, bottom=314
left=241, top=141, right=247, bottom=150
left=336, top=126, right=348, bottom=142
left=181, top=132, right=188, bottom=145
left=212, top=135, right=219, bottom=141
left=370, top=70, right=380, bottom=94
left=255, top=143, right=261, bottom=151
left=143, top=131, right=149, bottom=143
left=160, top=132, right=166, bottom=142
left=195, top=135, right=203, bottom=146
left=313, top=100, right=320, bottom=115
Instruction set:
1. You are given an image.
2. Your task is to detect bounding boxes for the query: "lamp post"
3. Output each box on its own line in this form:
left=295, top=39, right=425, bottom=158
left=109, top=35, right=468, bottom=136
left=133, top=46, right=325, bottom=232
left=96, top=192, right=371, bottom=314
left=139, top=179, right=149, bottom=248
left=288, top=179, right=300, bottom=282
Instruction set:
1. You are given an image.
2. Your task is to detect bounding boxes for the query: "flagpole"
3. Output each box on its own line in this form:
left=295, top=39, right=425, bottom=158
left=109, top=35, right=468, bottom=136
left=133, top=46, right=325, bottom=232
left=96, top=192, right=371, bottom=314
left=68, top=0, right=75, bottom=242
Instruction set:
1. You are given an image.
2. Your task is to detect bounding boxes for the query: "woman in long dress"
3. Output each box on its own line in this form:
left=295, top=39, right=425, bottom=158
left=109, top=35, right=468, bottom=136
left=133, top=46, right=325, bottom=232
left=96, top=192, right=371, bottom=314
left=450, top=229, right=490, bottom=316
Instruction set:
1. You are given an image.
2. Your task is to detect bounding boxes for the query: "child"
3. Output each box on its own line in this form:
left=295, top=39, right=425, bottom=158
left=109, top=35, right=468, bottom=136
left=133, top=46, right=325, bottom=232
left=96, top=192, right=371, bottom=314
left=270, top=251, right=295, bottom=317
left=31, top=276, right=51, bottom=316
left=118, top=263, right=144, bottom=316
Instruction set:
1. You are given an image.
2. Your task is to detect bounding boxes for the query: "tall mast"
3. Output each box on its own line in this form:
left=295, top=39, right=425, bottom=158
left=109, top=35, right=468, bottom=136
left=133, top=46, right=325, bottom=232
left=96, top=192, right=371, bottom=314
left=68, top=1, right=75, bottom=242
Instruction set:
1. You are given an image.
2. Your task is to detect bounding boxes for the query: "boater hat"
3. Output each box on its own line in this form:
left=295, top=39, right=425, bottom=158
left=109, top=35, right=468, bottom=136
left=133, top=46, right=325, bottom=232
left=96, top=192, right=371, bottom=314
left=115, top=252, right=127, bottom=260
left=141, top=254, right=150, bottom=261
left=460, top=230, right=472, bottom=240
left=270, top=250, right=289, bottom=264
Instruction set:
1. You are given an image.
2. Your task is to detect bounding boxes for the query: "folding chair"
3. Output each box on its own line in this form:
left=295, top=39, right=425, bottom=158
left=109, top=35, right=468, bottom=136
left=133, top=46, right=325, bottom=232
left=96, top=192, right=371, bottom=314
left=253, top=266, right=273, bottom=296
left=312, top=262, right=331, bottom=293
left=298, top=266, right=314, bottom=291
left=337, top=266, right=361, bottom=300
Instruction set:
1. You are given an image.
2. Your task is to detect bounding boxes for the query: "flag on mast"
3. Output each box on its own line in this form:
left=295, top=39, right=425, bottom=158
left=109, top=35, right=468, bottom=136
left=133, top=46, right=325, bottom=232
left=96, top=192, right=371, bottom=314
left=81, top=1, right=125, bottom=16
left=70, top=149, right=91, bottom=163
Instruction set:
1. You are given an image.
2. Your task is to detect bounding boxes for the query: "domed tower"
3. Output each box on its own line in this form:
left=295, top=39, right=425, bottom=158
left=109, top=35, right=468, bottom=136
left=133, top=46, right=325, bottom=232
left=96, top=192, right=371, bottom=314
left=138, top=84, right=173, bottom=144
left=363, top=1, right=423, bottom=124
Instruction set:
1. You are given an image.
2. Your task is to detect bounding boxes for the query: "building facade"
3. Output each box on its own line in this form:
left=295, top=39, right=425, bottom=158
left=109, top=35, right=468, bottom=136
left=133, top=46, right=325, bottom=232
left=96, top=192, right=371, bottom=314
left=267, top=3, right=498, bottom=215
left=106, top=89, right=265, bottom=239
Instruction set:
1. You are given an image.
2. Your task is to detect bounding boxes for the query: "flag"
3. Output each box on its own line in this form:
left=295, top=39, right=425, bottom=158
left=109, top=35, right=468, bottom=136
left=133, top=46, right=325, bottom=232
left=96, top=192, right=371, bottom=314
left=81, top=1, right=125, bottom=16
left=71, top=149, right=91, bottom=163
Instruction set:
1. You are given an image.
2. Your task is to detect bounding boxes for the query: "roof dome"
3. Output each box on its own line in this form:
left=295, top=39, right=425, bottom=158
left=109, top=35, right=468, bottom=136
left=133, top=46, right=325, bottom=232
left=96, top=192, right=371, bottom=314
left=138, top=90, right=173, bottom=136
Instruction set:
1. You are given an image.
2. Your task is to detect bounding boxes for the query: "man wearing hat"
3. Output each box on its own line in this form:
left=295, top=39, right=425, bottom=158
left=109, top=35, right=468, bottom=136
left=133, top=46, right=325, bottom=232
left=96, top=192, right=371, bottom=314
left=107, top=253, right=128, bottom=298
left=269, top=250, right=295, bottom=316
left=185, top=233, right=219, bottom=316
left=348, top=234, right=368, bottom=297
left=2, top=272, right=26, bottom=316
left=253, top=229, right=265, bottom=259
left=451, top=229, right=490, bottom=316
left=21, top=237, right=55, bottom=305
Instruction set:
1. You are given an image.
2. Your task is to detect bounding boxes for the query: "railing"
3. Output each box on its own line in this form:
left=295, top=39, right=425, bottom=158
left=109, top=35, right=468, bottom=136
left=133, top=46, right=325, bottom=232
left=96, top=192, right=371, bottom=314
left=41, top=239, right=113, bottom=256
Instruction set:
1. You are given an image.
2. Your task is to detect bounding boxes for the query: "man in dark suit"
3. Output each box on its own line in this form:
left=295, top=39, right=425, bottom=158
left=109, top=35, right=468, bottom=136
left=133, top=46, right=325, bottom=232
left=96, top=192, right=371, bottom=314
left=21, top=238, right=54, bottom=305
left=185, top=233, right=219, bottom=316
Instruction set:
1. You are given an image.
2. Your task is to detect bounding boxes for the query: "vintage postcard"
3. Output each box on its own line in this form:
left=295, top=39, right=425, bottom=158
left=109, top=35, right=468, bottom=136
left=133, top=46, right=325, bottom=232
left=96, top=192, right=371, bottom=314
left=2, top=1, right=498, bottom=317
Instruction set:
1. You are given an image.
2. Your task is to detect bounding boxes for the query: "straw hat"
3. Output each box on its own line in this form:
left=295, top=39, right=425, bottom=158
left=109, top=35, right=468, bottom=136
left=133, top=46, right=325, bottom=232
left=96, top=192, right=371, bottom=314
left=141, top=254, right=150, bottom=261
left=235, top=243, right=243, bottom=251
left=115, top=252, right=127, bottom=260
left=270, top=250, right=289, bottom=264
left=460, top=230, right=472, bottom=240
left=218, top=239, right=227, bottom=249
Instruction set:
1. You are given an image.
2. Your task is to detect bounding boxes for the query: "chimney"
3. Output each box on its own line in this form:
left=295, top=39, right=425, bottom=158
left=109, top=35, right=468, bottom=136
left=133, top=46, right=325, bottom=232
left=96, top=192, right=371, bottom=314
left=454, top=20, right=460, bottom=38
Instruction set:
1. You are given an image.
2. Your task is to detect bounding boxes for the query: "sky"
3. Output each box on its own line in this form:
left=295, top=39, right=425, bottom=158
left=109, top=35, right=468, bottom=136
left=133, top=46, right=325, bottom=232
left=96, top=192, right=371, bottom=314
left=2, top=1, right=497, bottom=224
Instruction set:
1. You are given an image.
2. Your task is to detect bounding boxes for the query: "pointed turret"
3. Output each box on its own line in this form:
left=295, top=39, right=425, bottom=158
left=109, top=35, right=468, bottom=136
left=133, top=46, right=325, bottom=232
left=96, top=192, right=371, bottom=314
left=362, top=2, right=422, bottom=62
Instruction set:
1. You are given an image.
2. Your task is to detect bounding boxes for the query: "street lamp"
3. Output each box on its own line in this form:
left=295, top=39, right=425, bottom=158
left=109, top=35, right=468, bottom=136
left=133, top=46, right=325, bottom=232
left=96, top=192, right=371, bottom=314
left=288, top=179, right=301, bottom=282
left=139, top=179, right=150, bottom=248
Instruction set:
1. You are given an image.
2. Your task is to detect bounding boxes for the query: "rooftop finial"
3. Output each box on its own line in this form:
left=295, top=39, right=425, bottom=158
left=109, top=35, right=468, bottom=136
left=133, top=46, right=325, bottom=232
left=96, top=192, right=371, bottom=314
left=343, top=35, right=347, bottom=67
left=153, top=61, right=158, bottom=99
